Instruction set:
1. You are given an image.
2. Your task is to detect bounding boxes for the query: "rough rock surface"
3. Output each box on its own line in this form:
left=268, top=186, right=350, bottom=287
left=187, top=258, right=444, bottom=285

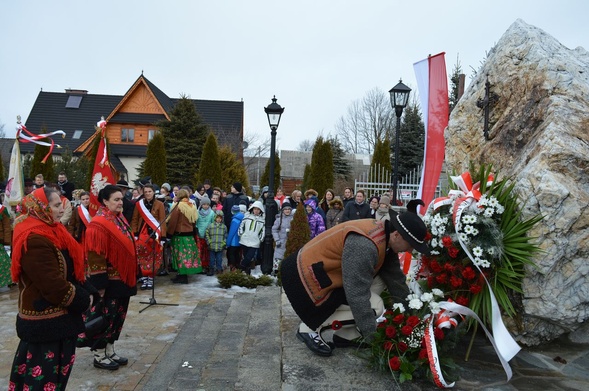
left=446, top=19, right=589, bottom=345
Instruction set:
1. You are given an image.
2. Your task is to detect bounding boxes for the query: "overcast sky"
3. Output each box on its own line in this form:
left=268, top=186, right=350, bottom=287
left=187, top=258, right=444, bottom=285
left=1, top=1, right=587, bottom=154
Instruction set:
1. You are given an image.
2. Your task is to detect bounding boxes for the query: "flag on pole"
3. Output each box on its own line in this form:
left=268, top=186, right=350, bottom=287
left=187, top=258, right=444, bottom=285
left=3, top=138, right=24, bottom=212
left=414, top=52, right=449, bottom=215
left=88, top=118, right=114, bottom=216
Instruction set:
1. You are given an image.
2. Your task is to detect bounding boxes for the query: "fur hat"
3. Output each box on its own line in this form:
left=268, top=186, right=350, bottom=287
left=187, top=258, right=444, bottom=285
left=304, top=189, right=318, bottom=198
left=391, top=212, right=430, bottom=255
left=329, top=197, right=343, bottom=208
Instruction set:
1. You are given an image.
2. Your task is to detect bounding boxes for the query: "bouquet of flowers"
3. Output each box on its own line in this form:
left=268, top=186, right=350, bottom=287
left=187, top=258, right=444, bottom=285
left=368, top=289, right=460, bottom=385
left=419, top=164, right=543, bottom=326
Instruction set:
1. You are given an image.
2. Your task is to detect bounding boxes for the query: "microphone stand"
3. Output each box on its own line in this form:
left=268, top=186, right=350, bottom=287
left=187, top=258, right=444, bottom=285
left=139, top=208, right=178, bottom=313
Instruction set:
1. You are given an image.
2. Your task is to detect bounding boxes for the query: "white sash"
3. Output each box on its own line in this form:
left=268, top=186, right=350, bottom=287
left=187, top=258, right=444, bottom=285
left=137, top=199, right=161, bottom=241
left=78, top=205, right=91, bottom=225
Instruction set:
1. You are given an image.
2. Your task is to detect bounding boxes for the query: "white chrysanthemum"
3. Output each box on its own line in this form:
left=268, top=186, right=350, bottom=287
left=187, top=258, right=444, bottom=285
left=392, top=303, right=405, bottom=313
left=431, top=288, right=444, bottom=297
left=431, top=238, right=438, bottom=248
left=408, top=298, right=424, bottom=310
left=459, top=233, right=469, bottom=242
left=464, top=225, right=475, bottom=235
left=487, top=247, right=495, bottom=255
left=431, top=227, right=439, bottom=236
left=431, top=250, right=440, bottom=255
left=477, top=194, right=489, bottom=206
left=420, top=292, right=434, bottom=303
left=484, top=208, right=495, bottom=218
left=441, top=216, right=449, bottom=225
left=488, top=196, right=499, bottom=207
left=406, top=293, right=420, bottom=302
left=429, top=301, right=441, bottom=314
left=471, top=227, right=479, bottom=236
left=495, top=204, right=505, bottom=214
left=462, top=214, right=477, bottom=224
left=473, top=246, right=483, bottom=257
left=474, top=206, right=484, bottom=214
left=480, top=259, right=491, bottom=268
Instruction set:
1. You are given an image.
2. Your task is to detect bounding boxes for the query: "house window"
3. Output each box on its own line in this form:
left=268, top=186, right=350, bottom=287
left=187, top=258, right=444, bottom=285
left=121, top=128, right=135, bottom=142
left=148, top=129, right=157, bottom=142
left=72, top=130, right=83, bottom=139
left=65, top=95, right=82, bottom=108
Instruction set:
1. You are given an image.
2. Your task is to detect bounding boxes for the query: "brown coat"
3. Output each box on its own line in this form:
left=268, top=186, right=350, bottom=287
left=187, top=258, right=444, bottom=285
left=130, top=199, right=166, bottom=238
left=0, top=208, right=12, bottom=245
left=166, top=205, right=196, bottom=236
left=67, top=205, right=89, bottom=241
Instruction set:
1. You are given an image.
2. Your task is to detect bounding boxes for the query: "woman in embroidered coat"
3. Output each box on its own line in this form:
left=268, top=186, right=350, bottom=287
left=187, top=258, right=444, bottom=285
left=304, top=199, right=326, bottom=239
left=9, top=187, right=93, bottom=390
left=78, top=185, right=137, bottom=371
left=0, top=203, right=13, bottom=287
left=166, top=189, right=201, bottom=283
left=131, top=184, right=166, bottom=285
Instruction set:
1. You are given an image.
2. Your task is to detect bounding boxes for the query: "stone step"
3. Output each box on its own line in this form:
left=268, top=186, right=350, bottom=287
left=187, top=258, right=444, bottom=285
left=142, top=285, right=282, bottom=390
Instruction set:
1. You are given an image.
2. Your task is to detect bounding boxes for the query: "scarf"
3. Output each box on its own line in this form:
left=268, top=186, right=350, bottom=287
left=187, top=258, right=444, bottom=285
left=85, top=205, right=137, bottom=286
left=199, top=207, right=212, bottom=218
left=11, top=188, right=85, bottom=283
left=169, top=199, right=198, bottom=224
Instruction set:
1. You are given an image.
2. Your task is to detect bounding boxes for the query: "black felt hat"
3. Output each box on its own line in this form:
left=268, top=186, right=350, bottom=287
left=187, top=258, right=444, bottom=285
left=391, top=212, right=430, bottom=255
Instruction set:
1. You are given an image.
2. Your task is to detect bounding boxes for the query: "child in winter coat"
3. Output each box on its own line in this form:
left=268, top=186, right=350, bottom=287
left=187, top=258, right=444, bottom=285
left=226, top=205, right=245, bottom=271
left=196, top=196, right=216, bottom=273
left=304, top=199, right=325, bottom=239
left=238, top=200, right=265, bottom=274
left=271, top=201, right=293, bottom=275
left=206, top=210, right=227, bottom=275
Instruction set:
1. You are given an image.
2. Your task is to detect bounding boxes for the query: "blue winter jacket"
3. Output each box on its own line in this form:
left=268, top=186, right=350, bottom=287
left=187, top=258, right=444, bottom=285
left=227, top=212, right=244, bottom=247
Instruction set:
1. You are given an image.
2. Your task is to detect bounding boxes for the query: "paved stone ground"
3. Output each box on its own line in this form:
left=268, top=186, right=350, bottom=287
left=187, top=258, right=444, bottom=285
left=1, top=275, right=588, bottom=390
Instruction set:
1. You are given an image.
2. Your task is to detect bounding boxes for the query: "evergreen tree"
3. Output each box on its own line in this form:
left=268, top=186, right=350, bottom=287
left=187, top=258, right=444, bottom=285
left=449, top=55, right=463, bottom=113
left=284, top=202, right=311, bottom=259
left=30, top=137, right=55, bottom=182
left=260, top=153, right=281, bottom=194
left=309, top=137, right=334, bottom=197
left=156, top=96, right=210, bottom=185
left=144, top=131, right=167, bottom=186
left=397, top=102, right=425, bottom=178
left=55, top=147, right=91, bottom=190
left=370, top=138, right=392, bottom=183
left=196, top=132, right=222, bottom=187
left=327, top=136, right=352, bottom=181
left=302, top=164, right=311, bottom=193
left=218, top=146, right=249, bottom=193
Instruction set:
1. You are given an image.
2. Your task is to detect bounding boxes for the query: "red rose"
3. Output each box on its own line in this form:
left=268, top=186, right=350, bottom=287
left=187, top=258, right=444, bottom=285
left=444, top=262, right=454, bottom=272
left=406, top=315, right=420, bottom=328
left=17, top=364, right=26, bottom=375
left=435, top=273, right=448, bottom=284
left=61, top=364, right=70, bottom=376
left=450, top=276, right=463, bottom=288
left=383, top=341, right=393, bottom=351
left=43, top=383, right=57, bottom=391
left=385, top=326, right=397, bottom=338
left=447, top=246, right=460, bottom=258
left=427, top=276, right=436, bottom=288
left=469, top=284, right=483, bottom=294
left=26, top=352, right=32, bottom=360
left=430, top=260, right=443, bottom=273
left=418, top=348, right=429, bottom=360
left=456, top=296, right=469, bottom=306
left=392, top=314, right=405, bottom=324
left=45, top=351, right=54, bottom=359
left=384, top=309, right=394, bottom=316
left=8, top=381, right=15, bottom=391
left=389, top=356, right=401, bottom=371
left=462, top=266, right=476, bottom=280
left=424, top=232, right=433, bottom=241
left=398, top=342, right=408, bottom=352
left=433, top=327, right=445, bottom=340
left=23, top=386, right=30, bottom=391
left=401, top=325, right=413, bottom=336
left=442, top=236, right=453, bottom=247
left=31, top=365, right=42, bottom=378
left=377, top=322, right=386, bottom=329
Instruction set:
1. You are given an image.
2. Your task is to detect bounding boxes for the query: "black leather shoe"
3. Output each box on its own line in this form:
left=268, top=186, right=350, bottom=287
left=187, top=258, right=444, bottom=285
left=332, top=334, right=370, bottom=349
left=109, top=353, right=128, bottom=366
left=93, top=357, right=119, bottom=370
left=296, top=331, right=332, bottom=356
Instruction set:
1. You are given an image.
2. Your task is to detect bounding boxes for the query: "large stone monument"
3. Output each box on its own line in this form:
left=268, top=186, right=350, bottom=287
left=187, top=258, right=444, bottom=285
left=446, top=19, right=589, bottom=345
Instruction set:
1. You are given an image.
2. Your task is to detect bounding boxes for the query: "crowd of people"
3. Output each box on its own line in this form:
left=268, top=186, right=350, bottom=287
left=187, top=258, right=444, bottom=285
left=4, top=169, right=412, bottom=389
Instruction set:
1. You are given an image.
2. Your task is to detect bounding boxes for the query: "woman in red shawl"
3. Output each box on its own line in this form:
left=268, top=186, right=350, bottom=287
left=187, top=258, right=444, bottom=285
left=9, top=187, right=93, bottom=391
left=77, top=185, right=137, bottom=370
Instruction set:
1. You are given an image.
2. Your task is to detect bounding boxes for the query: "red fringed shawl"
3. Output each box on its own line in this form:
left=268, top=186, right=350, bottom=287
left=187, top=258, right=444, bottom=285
left=85, top=211, right=137, bottom=287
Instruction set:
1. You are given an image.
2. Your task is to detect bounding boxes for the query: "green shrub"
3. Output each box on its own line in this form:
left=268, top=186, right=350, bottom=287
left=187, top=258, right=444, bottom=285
left=217, top=270, right=273, bottom=289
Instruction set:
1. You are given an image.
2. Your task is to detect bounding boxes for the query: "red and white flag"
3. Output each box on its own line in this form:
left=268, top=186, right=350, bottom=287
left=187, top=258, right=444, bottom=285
left=89, top=121, right=114, bottom=216
left=414, top=52, right=449, bottom=215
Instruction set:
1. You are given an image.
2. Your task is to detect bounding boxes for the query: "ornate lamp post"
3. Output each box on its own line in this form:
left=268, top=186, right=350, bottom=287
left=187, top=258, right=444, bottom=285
left=262, top=96, right=284, bottom=274
left=388, top=80, right=411, bottom=206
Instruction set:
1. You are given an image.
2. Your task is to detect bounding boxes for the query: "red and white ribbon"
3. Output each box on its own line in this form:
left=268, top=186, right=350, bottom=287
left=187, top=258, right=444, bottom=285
left=78, top=205, right=92, bottom=226
left=137, top=199, right=162, bottom=242
left=16, top=123, right=65, bottom=163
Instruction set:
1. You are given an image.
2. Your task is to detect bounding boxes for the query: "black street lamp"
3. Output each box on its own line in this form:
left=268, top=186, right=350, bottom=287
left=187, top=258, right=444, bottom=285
left=389, top=80, right=411, bottom=206
left=262, top=96, right=284, bottom=274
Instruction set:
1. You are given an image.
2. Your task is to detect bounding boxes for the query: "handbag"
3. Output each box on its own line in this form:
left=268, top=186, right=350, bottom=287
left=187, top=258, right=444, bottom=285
left=84, top=297, right=107, bottom=337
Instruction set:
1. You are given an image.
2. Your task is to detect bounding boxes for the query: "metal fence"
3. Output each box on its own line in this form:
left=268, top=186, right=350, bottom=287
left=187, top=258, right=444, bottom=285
left=354, top=164, right=441, bottom=202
